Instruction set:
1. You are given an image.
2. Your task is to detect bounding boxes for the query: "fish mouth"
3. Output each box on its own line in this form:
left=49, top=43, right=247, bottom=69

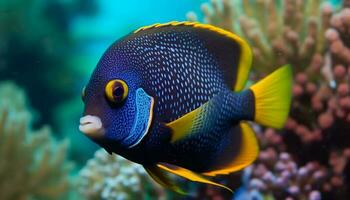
left=79, top=115, right=105, bottom=138
left=121, top=88, right=154, bottom=149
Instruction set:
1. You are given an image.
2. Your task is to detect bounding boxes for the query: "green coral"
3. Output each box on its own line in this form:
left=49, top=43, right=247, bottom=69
left=0, top=82, right=71, bottom=200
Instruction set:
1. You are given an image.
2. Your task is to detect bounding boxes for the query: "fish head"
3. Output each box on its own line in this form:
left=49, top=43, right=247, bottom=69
left=79, top=60, right=154, bottom=150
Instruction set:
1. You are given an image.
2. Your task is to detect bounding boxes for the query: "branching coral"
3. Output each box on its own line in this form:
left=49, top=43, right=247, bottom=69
left=235, top=151, right=343, bottom=200
left=250, top=14, right=350, bottom=200
left=78, top=149, right=166, bottom=200
left=188, top=0, right=334, bottom=73
left=326, top=7, right=350, bottom=65
left=0, top=82, right=72, bottom=200
left=283, top=2, right=350, bottom=166
left=236, top=128, right=350, bottom=200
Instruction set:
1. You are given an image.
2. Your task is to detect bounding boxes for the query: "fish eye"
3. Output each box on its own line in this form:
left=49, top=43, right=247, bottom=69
left=81, top=86, right=86, bottom=102
left=105, top=79, right=128, bottom=104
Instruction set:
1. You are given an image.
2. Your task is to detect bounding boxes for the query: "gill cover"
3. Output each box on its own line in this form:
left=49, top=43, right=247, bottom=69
left=121, top=88, right=154, bottom=148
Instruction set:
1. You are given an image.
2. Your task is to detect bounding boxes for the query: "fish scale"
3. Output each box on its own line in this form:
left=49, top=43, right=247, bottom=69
left=108, top=29, right=227, bottom=122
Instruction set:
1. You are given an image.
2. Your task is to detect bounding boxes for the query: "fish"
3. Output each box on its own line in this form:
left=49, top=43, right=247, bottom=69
left=79, top=21, right=292, bottom=194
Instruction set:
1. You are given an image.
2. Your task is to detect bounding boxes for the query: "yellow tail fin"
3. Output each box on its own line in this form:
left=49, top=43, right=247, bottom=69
left=250, top=65, right=292, bottom=129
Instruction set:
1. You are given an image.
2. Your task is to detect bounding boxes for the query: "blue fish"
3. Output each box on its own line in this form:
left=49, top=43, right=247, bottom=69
left=79, top=21, right=292, bottom=194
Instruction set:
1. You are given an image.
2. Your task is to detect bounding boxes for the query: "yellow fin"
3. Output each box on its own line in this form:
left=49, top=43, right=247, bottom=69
left=157, top=163, right=233, bottom=193
left=166, top=106, right=202, bottom=143
left=203, top=122, right=259, bottom=176
left=144, top=165, right=186, bottom=195
left=250, top=65, right=293, bottom=129
left=233, top=37, right=252, bottom=92
left=134, top=21, right=252, bottom=91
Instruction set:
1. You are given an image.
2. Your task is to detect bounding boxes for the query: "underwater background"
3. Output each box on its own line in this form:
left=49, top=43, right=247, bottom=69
left=1, top=0, right=350, bottom=199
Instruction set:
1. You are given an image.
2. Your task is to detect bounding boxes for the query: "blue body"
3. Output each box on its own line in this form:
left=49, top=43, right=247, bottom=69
left=82, top=24, right=254, bottom=172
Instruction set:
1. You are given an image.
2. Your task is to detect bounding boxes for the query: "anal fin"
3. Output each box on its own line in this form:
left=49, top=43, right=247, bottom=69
left=203, top=122, right=259, bottom=176
left=144, top=165, right=186, bottom=195
left=157, top=163, right=233, bottom=193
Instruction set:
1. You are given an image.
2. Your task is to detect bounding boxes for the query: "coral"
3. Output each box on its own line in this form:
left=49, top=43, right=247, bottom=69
left=187, top=0, right=333, bottom=73
left=283, top=1, right=350, bottom=168
left=326, top=7, right=350, bottom=65
left=78, top=149, right=166, bottom=200
left=236, top=113, right=350, bottom=200
left=234, top=129, right=350, bottom=200
left=235, top=151, right=338, bottom=200
left=0, top=82, right=72, bottom=200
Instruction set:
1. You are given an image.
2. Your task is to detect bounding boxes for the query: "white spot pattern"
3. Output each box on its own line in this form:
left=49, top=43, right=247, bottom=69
left=105, top=29, right=227, bottom=122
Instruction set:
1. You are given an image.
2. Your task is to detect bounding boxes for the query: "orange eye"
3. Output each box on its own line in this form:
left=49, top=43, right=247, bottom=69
left=105, top=79, right=128, bottom=103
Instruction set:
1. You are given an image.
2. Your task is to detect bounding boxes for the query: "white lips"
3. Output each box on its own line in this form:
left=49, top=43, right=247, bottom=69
left=79, top=115, right=105, bottom=138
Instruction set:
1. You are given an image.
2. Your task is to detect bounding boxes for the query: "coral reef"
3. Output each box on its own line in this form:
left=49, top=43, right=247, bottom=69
left=276, top=3, right=350, bottom=198
left=78, top=149, right=166, bottom=200
left=187, top=0, right=333, bottom=73
left=189, top=0, right=350, bottom=199
left=0, top=82, right=72, bottom=200
left=326, top=5, right=350, bottom=66
left=234, top=130, right=350, bottom=199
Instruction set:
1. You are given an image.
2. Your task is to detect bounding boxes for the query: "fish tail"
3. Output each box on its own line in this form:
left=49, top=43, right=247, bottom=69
left=249, top=65, right=292, bottom=129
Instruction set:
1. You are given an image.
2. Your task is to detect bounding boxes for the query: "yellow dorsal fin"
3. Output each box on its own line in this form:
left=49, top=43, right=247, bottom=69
left=134, top=21, right=196, bottom=33
left=134, top=21, right=252, bottom=91
left=203, top=122, right=259, bottom=176
left=157, top=163, right=233, bottom=193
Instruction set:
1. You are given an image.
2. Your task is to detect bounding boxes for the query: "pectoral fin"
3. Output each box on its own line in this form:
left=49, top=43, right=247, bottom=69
left=166, top=106, right=204, bottom=143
